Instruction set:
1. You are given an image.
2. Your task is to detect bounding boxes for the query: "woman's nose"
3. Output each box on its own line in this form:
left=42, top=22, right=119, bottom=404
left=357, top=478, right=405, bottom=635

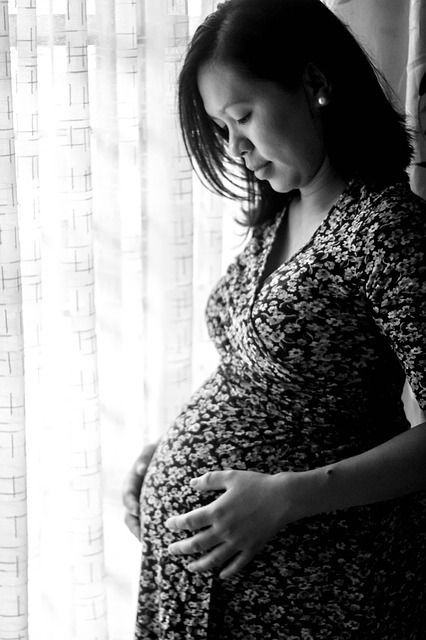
left=227, top=129, right=252, bottom=158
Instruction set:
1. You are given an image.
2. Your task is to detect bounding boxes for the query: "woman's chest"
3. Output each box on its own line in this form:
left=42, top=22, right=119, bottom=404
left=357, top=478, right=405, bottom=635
left=259, top=206, right=330, bottom=288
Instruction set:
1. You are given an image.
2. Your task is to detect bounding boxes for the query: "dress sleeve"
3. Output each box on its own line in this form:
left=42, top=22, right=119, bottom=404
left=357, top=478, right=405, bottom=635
left=358, top=188, right=426, bottom=411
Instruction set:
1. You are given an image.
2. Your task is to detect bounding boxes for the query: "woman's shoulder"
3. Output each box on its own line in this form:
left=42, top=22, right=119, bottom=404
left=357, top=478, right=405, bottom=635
left=354, top=176, right=426, bottom=221
left=348, top=175, right=426, bottom=244
left=345, top=176, right=425, bottom=271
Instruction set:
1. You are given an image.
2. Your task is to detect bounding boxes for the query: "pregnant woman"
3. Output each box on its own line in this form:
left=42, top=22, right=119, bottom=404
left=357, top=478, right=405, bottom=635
left=123, top=1, right=426, bottom=637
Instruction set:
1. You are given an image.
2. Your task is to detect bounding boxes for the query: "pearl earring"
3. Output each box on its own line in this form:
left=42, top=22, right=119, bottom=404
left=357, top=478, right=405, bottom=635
left=318, top=96, right=328, bottom=106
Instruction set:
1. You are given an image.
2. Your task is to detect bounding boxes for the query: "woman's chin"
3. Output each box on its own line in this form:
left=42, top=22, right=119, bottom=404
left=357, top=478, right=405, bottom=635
left=266, top=175, right=299, bottom=194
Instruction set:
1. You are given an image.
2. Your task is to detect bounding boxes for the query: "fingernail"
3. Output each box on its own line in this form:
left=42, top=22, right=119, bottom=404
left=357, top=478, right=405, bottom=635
left=187, top=563, right=196, bottom=572
left=189, top=478, right=197, bottom=487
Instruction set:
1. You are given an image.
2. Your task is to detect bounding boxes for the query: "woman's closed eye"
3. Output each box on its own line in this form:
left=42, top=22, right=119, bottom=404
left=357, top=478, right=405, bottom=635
left=237, top=113, right=251, bottom=125
left=211, top=113, right=250, bottom=141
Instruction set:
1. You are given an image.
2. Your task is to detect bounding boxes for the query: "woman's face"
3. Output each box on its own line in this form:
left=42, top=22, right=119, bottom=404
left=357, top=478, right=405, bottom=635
left=197, top=61, right=327, bottom=193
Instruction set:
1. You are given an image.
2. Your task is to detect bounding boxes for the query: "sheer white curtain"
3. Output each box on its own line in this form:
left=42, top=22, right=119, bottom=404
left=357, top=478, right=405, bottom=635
left=0, top=1, right=424, bottom=639
left=0, top=1, right=241, bottom=638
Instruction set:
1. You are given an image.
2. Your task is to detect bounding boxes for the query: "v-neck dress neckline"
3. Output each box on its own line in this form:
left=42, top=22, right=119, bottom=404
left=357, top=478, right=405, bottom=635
left=253, top=181, right=353, bottom=305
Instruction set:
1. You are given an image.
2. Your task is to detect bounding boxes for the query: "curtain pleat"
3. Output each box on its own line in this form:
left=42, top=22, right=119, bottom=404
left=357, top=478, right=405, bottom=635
left=143, top=0, right=194, bottom=440
left=14, top=0, right=41, bottom=637
left=0, top=0, right=29, bottom=638
left=92, top=0, right=147, bottom=636
left=201, top=0, right=215, bottom=16
left=115, top=0, right=144, bottom=452
left=192, top=182, right=223, bottom=388
left=39, top=0, right=108, bottom=637
left=61, top=0, right=107, bottom=635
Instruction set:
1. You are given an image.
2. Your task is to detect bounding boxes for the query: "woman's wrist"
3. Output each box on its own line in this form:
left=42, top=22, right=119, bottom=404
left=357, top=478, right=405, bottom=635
left=272, top=468, right=331, bottom=527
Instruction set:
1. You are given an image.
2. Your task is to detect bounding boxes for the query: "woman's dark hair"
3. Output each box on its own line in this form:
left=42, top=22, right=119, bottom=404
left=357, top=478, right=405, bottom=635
left=178, top=0, right=414, bottom=227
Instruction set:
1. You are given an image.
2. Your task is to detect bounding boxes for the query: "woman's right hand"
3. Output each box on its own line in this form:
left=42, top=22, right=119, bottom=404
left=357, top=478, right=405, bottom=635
left=122, top=442, right=158, bottom=541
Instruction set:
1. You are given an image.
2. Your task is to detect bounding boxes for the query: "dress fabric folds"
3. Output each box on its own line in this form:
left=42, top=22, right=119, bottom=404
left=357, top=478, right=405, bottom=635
left=135, top=178, right=426, bottom=640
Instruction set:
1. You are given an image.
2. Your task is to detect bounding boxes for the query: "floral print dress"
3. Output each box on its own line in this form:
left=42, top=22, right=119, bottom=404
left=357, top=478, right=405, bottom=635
left=135, top=178, right=426, bottom=639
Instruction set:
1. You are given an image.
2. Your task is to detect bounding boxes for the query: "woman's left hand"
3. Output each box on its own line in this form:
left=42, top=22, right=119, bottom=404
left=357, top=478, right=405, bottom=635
left=165, top=469, right=305, bottom=579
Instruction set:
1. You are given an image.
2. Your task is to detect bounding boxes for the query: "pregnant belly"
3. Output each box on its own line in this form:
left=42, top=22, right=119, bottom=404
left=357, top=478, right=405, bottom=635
left=138, top=366, right=384, bottom=538
left=139, top=368, right=291, bottom=533
left=140, top=367, right=320, bottom=534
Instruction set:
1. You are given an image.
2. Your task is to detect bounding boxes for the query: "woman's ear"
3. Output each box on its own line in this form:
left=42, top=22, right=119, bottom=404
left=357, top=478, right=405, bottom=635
left=302, top=62, right=332, bottom=108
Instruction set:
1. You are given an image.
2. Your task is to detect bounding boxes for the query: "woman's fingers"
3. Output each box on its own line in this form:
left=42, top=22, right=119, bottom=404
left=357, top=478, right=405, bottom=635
left=168, top=528, right=220, bottom=556
left=190, top=470, right=231, bottom=491
left=122, top=465, right=144, bottom=512
left=187, top=542, right=240, bottom=574
left=123, top=488, right=142, bottom=538
left=123, top=467, right=144, bottom=537
left=135, top=460, right=148, bottom=475
left=166, top=472, right=230, bottom=532
left=122, top=446, right=158, bottom=538
left=165, top=504, right=212, bottom=532
left=125, top=511, right=141, bottom=541
left=123, top=491, right=140, bottom=517
left=219, top=551, right=252, bottom=579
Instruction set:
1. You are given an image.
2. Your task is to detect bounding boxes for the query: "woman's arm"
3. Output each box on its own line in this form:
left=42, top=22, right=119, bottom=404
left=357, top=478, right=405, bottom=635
left=167, top=422, right=426, bottom=578
left=291, top=420, right=426, bottom=522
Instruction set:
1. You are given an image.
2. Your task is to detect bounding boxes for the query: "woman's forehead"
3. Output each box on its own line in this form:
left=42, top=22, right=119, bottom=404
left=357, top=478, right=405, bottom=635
left=197, top=62, right=257, bottom=116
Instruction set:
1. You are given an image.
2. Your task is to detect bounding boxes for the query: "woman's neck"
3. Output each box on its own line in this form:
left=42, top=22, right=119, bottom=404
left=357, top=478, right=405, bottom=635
left=297, top=156, right=347, bottom=217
